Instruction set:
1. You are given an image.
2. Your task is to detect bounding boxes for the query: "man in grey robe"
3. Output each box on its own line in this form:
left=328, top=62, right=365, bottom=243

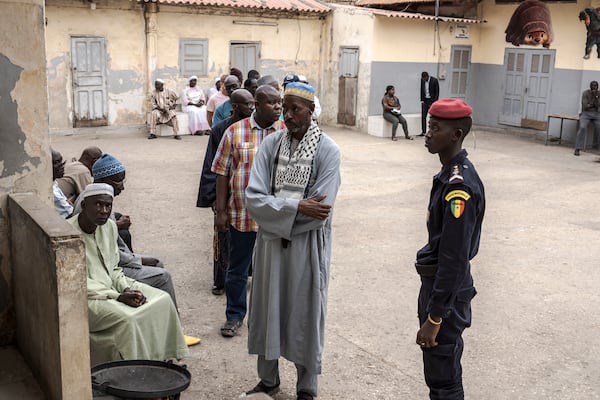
left=244, top=82, right=341, bottom=400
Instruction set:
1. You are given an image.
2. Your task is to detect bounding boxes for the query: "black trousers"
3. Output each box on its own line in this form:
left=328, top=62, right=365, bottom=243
left=418, top=277, right=476, bottom=400
left=421, top=100, right=435, bottom=134
left=213, top=227, right=229, bottom=290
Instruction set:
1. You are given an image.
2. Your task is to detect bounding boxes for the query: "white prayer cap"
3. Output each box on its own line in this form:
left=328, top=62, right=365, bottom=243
left=155, top=78, right=165, bottom=84
left=188, top=75, right=198, bottom=83
left=82, top=183, right=114, bottom=199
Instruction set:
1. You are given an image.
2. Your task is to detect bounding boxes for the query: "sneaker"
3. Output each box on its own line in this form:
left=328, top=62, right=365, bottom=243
left=211, top=286, right=225, bottom=296
left=574, top=149, right=580, bottom=156
left=220, top=320, right=243, bottom=337
left=242, top=381, right=280, bottom=397
left=147, top=134, right=157, bottom=139
left=173, top=135, right=182, bottom=140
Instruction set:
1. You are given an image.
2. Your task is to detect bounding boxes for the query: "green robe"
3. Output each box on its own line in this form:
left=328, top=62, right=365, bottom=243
left=68, top=216, right=188, bottom=364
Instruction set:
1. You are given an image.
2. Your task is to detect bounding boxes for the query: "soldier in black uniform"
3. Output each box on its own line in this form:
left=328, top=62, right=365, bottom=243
left=414, top=98, right=485, bottom=400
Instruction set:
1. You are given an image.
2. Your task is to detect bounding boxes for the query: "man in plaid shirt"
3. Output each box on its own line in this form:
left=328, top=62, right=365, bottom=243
left=211, top=85, right=285, bottom=337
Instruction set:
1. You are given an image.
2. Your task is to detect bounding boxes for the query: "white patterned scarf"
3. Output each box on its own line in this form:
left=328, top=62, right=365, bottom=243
left=272, top=121, right=322, bottom=199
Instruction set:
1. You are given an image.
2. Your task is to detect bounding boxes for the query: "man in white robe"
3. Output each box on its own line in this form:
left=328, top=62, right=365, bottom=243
left=244, top=82, right=341, bottom=400
left=68, top=183, right=188, bottom=364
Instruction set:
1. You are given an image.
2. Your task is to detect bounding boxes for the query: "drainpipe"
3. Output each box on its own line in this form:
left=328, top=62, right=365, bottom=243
left=144, top=2, right=158, bottom=110
left=435, top=0, right=441, bottom=78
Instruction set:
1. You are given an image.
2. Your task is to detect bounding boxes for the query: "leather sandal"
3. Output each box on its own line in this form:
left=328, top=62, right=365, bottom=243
left=220, top=320, right=243, bottom=337
left=244, top=381, right=280, bottom=396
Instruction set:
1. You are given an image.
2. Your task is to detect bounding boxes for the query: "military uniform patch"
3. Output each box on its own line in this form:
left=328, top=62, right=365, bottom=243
left=445, top=190, right=470, bottom=218
left=449, top=164, right=464, bottom=184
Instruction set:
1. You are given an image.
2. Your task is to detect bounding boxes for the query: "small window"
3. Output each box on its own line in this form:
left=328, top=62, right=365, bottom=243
left=179, top=39, right=208, bottom=77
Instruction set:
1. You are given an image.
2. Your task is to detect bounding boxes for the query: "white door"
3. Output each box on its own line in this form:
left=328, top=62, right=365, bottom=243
left=230, top=42, right=260, bottom=78
left=499, top=48, right=554, bottom=128
left=71, top=36, right=108, bottom=127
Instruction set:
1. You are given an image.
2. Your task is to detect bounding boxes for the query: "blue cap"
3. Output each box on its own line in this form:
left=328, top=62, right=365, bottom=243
left=92, top=153, right=125, bottom=179
left=284, top=82, right=315, bottom=102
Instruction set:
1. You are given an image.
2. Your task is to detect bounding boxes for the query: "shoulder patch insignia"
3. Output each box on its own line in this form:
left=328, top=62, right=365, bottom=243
left=449, top=164, right=464, bottom=184
left=444, top=190, right=471, bottom=202
left=445, top=190, right=470, bottom=219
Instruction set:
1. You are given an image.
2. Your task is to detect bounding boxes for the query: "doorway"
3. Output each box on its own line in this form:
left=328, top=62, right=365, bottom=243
left=338, top=46, right=359, bottom=126
left=230, top=42, right=260, bottom=78
left=70, top=36, right=108, bottom=127
left=499, top=48, right=555, bottom=129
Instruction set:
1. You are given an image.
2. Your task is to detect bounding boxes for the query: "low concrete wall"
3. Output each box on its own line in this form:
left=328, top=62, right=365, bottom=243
left=8, top=193, right=91, bottom=400
left=367, top=113, right=422, bottom=138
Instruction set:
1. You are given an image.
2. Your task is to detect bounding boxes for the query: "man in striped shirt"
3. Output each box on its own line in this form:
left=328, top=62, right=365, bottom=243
left=211, top=85, right=285, bottom=337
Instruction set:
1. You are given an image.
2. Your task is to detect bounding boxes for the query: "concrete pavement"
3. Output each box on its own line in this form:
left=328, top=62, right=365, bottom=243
left=48, top=125, right=600, bottom=400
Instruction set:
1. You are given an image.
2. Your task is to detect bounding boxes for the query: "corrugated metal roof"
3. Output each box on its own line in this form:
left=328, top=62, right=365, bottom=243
left=140, top=0, right=330, bottom=13
left=356, top=0, right=432, bottom=4
left=367, top=7, right=485, bottom=23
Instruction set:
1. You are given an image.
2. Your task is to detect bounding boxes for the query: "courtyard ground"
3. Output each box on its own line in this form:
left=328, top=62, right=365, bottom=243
left=46, top=125, right=600, bottom=400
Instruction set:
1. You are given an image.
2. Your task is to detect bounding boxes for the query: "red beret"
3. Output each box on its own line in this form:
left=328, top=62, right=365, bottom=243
left=429, top=98, right=473, bottom=119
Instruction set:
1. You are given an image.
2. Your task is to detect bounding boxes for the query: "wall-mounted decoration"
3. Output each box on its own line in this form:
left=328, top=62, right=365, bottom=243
left=505, top=0, right=553, bottom=48
left=579, top=7, right=600, bottom=59
left=455, top=24, right=470, bottom=39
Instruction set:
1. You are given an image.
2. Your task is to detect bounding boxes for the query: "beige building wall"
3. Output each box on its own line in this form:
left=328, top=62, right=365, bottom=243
left=45, top=0, right=146, bottom=129
left=372, top=17, right=482, bottom=66
left=154, top=6, right=325, bottom=96
left=322, top=5, right=375, bottom=130
left=478, top=0, right=595, bottom=70
left=0, top=0, right=52, bottom=343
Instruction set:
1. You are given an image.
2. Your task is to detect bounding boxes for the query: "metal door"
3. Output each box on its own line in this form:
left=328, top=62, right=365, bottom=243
left=230, top=42, right=260, bottom=78
left=449, top=46, right=471, bottom=101
left=499, top=48, right=554, bottom=128
left=338, top=47, right=359, bottom=126
left=522, top=51, right=554, bottom=129
left=71, top=36, right=108, bottom=127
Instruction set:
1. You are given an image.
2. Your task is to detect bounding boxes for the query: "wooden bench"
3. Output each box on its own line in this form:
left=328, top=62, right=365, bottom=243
left=367, top=113, right=423, bottom=138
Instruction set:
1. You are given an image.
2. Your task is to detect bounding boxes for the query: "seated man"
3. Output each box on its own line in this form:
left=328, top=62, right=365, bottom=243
left=52, top=148, right=73, bottom=218
left=56, top=146, right=102, bottom=204
left=149, top=78, right=181, bottom=140
left=73, top=154, right=177, bottom=308
left=68, top=183, right=188, bottom=364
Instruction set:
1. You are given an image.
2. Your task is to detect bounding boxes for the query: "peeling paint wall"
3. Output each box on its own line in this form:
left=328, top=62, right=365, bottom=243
left=45, top=0, right=146, bottom=129
left=0, top=0, right=51, bottom=344
left=155, top=6, right=324, bottom=98
left=45, top=0, right=325, bottom=132
left=322, top=6, right=374, bottom=131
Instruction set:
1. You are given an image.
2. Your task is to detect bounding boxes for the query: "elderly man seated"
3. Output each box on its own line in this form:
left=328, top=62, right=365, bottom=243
left=68, top=183, right=188, bottom=363
left=149, top=78, right=181, bottom=140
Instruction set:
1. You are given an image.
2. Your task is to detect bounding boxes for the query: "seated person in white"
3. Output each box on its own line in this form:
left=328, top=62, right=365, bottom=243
left=182, top=75, right=210, bottom=135
left=68, top=183, right=188, bottom=364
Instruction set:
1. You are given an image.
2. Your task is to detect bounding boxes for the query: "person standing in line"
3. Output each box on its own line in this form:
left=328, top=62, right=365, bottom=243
left=212, top=75, right=241, bottom=128
left=419, top=72, right=440, bottom=137
left=197, top=89, right=256, bottom=296
left=382, top=85, right=412, bottom=141
left=211, top=85, right=284, bottom=338
left=414, top=98, right=485, bottom=400
left=574, top=80, right=600, bottom=156
left=207, top=74, right=229, bottom=126
left=242, top=82, right=341, bottom=400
